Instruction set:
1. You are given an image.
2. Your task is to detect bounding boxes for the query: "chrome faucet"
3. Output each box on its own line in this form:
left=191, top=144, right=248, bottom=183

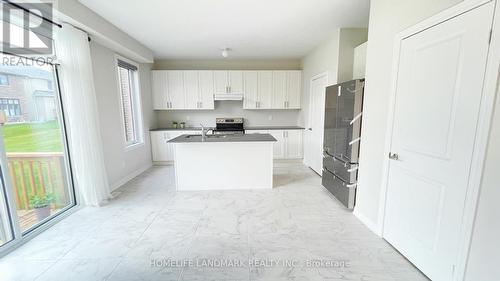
left=200, top=123, right=210, bottom=141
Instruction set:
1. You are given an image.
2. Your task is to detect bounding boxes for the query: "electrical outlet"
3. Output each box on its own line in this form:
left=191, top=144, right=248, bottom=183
left=268, top=115, right=273, bottom=121
left=186, top=116, right=190, bottom=121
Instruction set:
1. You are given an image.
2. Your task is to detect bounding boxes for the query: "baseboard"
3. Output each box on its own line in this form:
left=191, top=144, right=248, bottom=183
left=110, top=163, right=153, bottom=191
left=353, top=209, right=383, bottom=237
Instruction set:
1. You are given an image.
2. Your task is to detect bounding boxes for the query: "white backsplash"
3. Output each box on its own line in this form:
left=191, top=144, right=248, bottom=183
left=156, top=101, right=301, bottom=128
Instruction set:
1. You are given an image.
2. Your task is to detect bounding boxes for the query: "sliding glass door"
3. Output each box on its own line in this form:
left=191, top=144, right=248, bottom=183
left=0, top=54, right=75, bottom=252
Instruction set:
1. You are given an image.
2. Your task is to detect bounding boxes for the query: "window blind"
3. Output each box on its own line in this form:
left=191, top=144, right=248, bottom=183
left=117, top=59, right=138, bottom=71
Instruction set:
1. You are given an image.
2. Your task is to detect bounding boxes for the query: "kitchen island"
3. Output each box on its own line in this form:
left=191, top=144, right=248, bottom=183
left=168, top=133, right=276, bottom=190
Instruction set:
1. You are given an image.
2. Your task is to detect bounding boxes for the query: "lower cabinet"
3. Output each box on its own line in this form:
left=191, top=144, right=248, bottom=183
left=248, top=129, right=303, bottom=159
left=152, top=129, right=303, bottom=162
left=151, top=131, right=197, bottom=162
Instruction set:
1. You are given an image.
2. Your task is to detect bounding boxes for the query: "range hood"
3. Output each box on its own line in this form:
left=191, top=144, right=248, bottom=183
left=214, top=93, right=243, bottom=101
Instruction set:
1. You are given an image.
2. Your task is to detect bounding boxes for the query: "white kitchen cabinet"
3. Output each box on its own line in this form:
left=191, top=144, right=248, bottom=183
left=184, top=71, right=199, bottom=110
left=242, top=129, right=304, bottom=159
left=167, top=71, right=185, bottom=109
left=243, top=71, right=273, bottom=109
left=151, top=69, right=300, bottom=110
left=151, top=70, right=215, bottom=110
left=152, top=71, right=168, bottom=109
left=243, top=71, right=258, bottom=109
left=198, top=71, right=215, bottom=109
left=273, top=71, right=301, bottom=109
left=286, top=71, right=301, bottom=109
left=214, top=71, right=228, bottom=94
left=258, top=71, right=273, bottom=109
left=272, top=71, right=287, bottom=109
left=214, top=71, right=244, bottom=95
left=151, top=130, right=198, bottom=162
left=269, top=130, right=286, bottom=159
left=228, top=71, right=244, bottom=94
left=284, top=130, right=303, bottom=158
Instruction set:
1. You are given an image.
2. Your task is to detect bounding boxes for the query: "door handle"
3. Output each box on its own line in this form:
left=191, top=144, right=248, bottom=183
left=389, top=152, right=399, bottom=160
left=308, top=128, right=312, bottom=131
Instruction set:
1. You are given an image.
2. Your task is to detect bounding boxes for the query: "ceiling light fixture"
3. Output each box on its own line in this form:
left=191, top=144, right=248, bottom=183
left=221, top=48, right=231, bottom=58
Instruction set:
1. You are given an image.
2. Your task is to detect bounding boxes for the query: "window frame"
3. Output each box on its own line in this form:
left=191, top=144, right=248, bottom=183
left=114, top=54, right=144, bottom=150
left=0, top=98, right=21, bottom=117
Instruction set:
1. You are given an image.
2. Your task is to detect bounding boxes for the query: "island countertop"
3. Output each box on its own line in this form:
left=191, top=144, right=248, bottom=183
left=168, top=133, right=277, bottom=143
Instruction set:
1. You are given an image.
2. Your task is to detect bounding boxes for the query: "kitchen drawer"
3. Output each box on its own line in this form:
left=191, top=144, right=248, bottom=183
left=322, top=154, right=358, bottom=183
left=321, top=168, right=356, bottom=209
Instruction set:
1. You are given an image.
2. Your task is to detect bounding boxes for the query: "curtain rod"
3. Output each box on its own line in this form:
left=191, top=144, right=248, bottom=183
left=2, top=0, right=63, bottom=28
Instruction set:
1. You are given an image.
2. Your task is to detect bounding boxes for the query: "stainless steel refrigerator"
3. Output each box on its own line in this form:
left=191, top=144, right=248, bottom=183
left=322, top=79, right=365, bottom=209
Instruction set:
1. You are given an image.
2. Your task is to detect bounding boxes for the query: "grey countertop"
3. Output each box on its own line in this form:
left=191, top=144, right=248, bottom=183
left=150, top=127, right=212, bottom=131
left=151, top=126, right=304, bottom=131
left=245, top=126, right=305, bottom=130
left=168, top=133, right=277, bottom=143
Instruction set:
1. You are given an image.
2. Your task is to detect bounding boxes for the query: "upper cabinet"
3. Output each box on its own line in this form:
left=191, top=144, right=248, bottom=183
left=152, top=70, right=214, bottom=110
left=152, top=69, right=301, bottom=110
left=244, top=70, right=302, bottom=110
left=214, top=70, right=243, bottom=95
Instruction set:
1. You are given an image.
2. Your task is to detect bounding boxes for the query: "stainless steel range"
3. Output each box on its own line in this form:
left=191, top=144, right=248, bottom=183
left=213, top=118, right=245, bottom=134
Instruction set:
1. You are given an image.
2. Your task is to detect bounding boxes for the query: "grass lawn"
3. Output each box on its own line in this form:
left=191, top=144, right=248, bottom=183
left=2, top=121, right=64, bottom=152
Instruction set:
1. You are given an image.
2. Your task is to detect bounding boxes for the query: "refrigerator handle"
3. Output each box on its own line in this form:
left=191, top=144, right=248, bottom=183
left=350, top=112, right=362, bottom=125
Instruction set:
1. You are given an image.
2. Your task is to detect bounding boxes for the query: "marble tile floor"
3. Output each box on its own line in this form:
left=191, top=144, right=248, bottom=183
left=0, top=163, right=429, bottom=281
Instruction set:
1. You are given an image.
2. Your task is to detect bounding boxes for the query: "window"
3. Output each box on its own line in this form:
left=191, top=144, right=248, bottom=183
left=116, top=57, right=143, bottom=147
left=0, top=74, right=8, bottom=85
left=0, top=98, right=21, bottom=116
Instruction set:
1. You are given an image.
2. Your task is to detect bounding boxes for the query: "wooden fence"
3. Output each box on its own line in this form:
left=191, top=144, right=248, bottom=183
left=6, top=152, right=69, bottom=210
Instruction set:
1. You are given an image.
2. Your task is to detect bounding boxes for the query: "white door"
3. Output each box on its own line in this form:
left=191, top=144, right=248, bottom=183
left=285, top=130, right=303, bottom=159
left=287, top=71, right=301, bottom=109
left=243, top=71, right=258, bottom=109
left=199, top=71, right=215, bottom=109
left=151, top=71, right=168, bottom=109
left=272, top=71, right=287, bottom=109
left=167, top=71, right=185, bottom=109
left=184, top=71, right=199, bottom=109
left=214, top=71, right=228, bottom=94
left=228, top=71, right=243, bottom=94
left=383, top=4, right=494, bottom=281
left=258, top=71, right=273, bottom=109
left=306, top=74, right=328, bottom=175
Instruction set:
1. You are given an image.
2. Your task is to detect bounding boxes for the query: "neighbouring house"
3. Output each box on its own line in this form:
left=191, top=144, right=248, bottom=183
left=0, top=65, right=56, bottom=123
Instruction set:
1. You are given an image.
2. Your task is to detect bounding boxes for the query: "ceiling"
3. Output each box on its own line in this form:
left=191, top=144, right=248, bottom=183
left=79, top=0, right=370, bottom=59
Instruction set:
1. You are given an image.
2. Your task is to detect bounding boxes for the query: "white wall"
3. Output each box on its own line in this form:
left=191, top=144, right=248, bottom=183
left=299, top=30, right=340, bottom=128
left=90, top=42, right=155, bottom=190
left=465, top=79, right=500, bottom=281
left=55, top=0, right=154, bottom=63
left=354, top=0, right=463, bottom=232
left=153, top=59, right=302, bottom=127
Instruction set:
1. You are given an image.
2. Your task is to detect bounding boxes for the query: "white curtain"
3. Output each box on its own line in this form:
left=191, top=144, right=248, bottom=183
left=55, top=24, right=111, bottom=206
